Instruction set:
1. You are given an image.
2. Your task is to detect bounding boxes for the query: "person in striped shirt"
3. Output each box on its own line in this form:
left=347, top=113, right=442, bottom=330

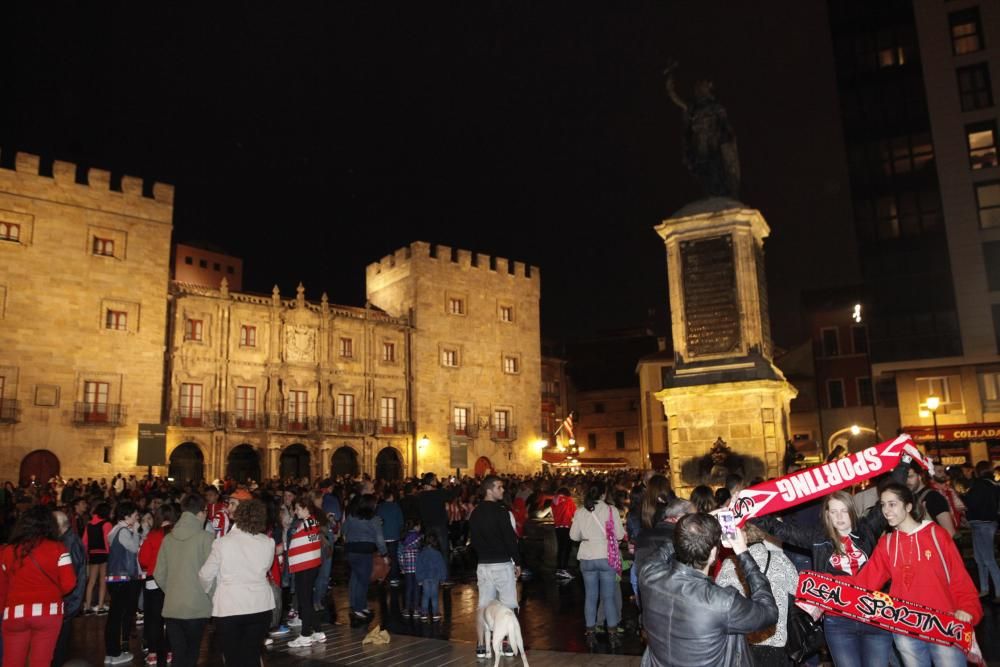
left=286, top=495, right=324, bottom=648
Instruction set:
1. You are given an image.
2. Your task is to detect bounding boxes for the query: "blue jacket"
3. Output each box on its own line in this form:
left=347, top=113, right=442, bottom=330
left=342, top=516, right=387, bottom=555
left=106, top=522, right=140, bottom=580
left=62, top=529, right=88, bottom=616
left=415, top=546, right=447, bottom=582
left=376, top=501, right=404, bottom=541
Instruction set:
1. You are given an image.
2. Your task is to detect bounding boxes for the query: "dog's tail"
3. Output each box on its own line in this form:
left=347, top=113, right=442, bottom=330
left=511, top=618, right=528, bottom=667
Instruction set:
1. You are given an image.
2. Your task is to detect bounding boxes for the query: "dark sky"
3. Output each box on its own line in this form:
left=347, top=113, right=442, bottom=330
left=2, top=2, right=861, bottom=346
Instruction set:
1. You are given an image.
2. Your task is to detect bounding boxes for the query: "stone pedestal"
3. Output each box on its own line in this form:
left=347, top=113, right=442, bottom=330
left=653, top=199, right=797, bottom=489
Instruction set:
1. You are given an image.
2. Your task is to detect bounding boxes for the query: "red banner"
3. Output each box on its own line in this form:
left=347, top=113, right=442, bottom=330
left=729, top=435, right=928, bottom=527
left=795, top=571, right=980, bottom=663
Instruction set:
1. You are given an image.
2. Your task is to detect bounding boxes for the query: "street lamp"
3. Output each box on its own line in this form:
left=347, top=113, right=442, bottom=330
left=850, top=424, right=860, bottom=437
left=418, top=434, right=429, bottom=451
left=924, top=396, right=941, bottom=461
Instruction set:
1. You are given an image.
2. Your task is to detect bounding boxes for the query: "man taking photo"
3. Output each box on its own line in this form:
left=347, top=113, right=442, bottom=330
left=638, top=512, right=777, bottom=666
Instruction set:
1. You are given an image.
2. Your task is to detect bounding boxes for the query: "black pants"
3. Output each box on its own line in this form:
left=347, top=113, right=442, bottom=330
left=164, top=617, right=208, bottom=667
left=556, top=527, right=571, bottom=569
left=143, top=586, right=169, bottom=664
left=50, top=613, right=76, bottom=667
left=386, top=540, right=400, bottom=580
left=294, top=568, right=320, bottom=636
left=215, top=611, right=271, bottom=667
left=105, top=580, right=140, bottom=656
left=427, top=524, right=450, bottom=577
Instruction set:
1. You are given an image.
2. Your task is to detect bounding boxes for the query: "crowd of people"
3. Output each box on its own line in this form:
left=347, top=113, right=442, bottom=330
left=0, top=452, right=996, bottom=667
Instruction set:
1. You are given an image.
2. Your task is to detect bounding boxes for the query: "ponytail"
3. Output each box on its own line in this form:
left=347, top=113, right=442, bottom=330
left=584, top=482, right=606, bottom=512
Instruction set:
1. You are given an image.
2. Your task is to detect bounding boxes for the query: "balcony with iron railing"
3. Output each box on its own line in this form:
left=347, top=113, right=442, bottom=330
left=73, top=402, right=127, bottom=426
left=323, top=417, right=375, bottom=435
left=448, top=422, right=479, bottom=439
left=376, top=419, right=413, bottom=436
left=0, top=399, right=21, bottom=423
left=169, top=409, right=221, bottom=429
left=225, top=412, right=264, bottom=430
left=489, top=424, right=518, bottom=442
left=272, top=414, right=320, bottom=432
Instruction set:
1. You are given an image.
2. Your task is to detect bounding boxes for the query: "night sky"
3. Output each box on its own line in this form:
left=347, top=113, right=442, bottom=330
left=3, top=3, right=862, bottom=345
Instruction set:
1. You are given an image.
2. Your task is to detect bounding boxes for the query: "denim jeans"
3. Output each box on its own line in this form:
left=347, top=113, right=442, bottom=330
left=346, top=551, right=373, bottom=612
left=970, top=520, right=1000, bottom=595
left=421, top=579, right=440, bottom=615
left=580, top=558, right=619, bottom=628
left=894, top=634, right=968, bottom=667
left=824, top=613, right=893, bottom=667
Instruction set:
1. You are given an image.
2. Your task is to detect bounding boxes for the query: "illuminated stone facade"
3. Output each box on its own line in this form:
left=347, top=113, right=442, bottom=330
left=367, top=242, right=543, bottom=475
left=0, top=151, right=174, bottom=481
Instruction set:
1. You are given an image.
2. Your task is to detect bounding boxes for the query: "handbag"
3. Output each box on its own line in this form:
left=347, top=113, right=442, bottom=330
left=370, top=552, right=390, bottom=583
left=785, top=596, right=824, bottom=664
left=605, top=507, right=622, bottom=575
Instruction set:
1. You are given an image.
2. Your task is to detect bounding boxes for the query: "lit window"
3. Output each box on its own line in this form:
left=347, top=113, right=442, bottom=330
left=957, top=63, right=994, bottom=112
left=950, top=8, right=983, bottom=56
left=93, top=237, right=114, bottom=257
left=380, top=397, right=397, bottom=430
left=105, top=310, right=127, bottom=331
left=976, top=181, right=1000, bottom=229
left=340, top=338, right=353, bottom=358
left=499, top=305, right=514, bottom=323
left=239, top=325, right=256, bottom=347
left=448, top=298, right=465, bottom=315
left=185, top=318, right=203, bottom=341
left=980, top=372, right=1000, bottom=405
left=337, top=394, right=354, bottom=426
left=84, top=381, right=109, bottom=422
left=382, top=342, right=395, bottom=362
left=453, top=406, right=468, bottom=434
left=235, top=386, right=256, bottom=426
left=493, top=410, right=509, bottom=437
left=179, top=383, right=203, bottom=423
left=877, top=47, right=905, bottom=68
left=442, top=349, right=458, bottom=367
left=503, top=356, right=519, bottom=374
left=827, top=379, right=846, bottom=409
left=0, top=222, right=20, bottom=242
left=915, top=376, right=962, bottom=414
left=967, top=121, right=998, bottom=170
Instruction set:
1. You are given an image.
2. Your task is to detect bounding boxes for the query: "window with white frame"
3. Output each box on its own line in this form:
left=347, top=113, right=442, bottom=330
left=915, top=376, right=962, bottom=414
left=380, top=397, right=397, bottom=429
left=337, top=394, right=354, bottom=426
left=453, top=406, right=469, bottom=434
left=980, top=372, right=1000, bottom=408
left=179, top=383, right=203, bottom=420
left=448, top=297, right=465, bottom=315
left=493, top=409, right=510, bottom=437
left=84, top=381, right=109, bottom=421
left=442, top=348, right=459, bottom=367
left=239, top=325, right=256, bottom=347
left=105, top=310, right=127, bottom=331
left=93, top=237, right=115, bottom=257
left=185, top=318, right=203, bottom=342
left=503, top=355, right=519, bottom=374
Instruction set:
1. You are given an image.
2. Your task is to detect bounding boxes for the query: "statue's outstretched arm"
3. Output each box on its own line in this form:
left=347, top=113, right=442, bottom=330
left=663, top=60, right=687, bottom=112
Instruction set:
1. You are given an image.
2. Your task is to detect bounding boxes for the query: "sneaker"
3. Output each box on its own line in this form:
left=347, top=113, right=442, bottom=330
left=269, top=625, right=291, bottom=636
left=352, top=611, right=369, bottom=620
left=431, top=614, right=442, bottom=621
left=362, top=608, right=374, bottom=617
left=389, top=578, right=402, bottom=587
left=107, top=652, right=134, bottom=665
left=475, top=645, right=489, bottom=659
left=264, top=638, right=274, bottom=647
left=418, top=613, right=428, bottom=621
left=85, top=606, right=96, bottom=615
left=97, top=605, right=110, bottom=615
left=311, top=631, right=326, bottom=643
left=287, top=635, right=314, bottom=649
left=502, top=640, right=515, bottom=657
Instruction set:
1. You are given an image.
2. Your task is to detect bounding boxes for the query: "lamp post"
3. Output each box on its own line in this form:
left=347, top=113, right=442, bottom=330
left=925, top=396, right=941, bottom=461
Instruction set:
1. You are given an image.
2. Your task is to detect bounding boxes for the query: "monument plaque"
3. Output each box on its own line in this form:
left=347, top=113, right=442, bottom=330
left=681, top=234, right=740, bottom=356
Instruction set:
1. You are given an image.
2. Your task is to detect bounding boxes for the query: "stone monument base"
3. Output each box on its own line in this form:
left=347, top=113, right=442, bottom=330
left=656, top=377, right=796, bottom=494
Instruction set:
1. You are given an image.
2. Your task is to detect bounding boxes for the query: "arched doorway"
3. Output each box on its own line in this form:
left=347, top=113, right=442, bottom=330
left=474, top=456, right=493, bottom=478
left=375, top=447, right=402, bottom=482
left=19, top=450, right=60, bottom=486
left=226, top=444, right=261, bottom=484
left=280, top=443, right=311, bottom=480
left=331, top=446, right=359, bottom=477
left=169, top=443, right=205, bottom=485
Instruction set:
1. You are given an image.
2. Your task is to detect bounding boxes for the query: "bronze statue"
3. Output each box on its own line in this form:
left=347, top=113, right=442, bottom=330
left=664, top=60, right=741, bottom=198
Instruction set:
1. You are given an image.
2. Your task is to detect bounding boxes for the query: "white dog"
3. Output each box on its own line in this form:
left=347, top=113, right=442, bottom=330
left=477, top=600, right=529, bottom=667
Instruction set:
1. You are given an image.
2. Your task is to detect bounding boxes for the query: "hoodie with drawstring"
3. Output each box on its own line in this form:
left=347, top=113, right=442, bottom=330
left=154, top=511, right=215, bottom=619
left=843, top=519, right=982, bottom=625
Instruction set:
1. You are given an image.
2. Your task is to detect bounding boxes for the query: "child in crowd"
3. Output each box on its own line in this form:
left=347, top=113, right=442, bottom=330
left=416, top=532, right=447, bottom=622
left=398, top=518, right=422, bottom=618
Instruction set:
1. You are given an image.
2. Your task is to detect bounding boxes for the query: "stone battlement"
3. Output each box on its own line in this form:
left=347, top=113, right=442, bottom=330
left=366, top=240, right=539, bottom=283
left=0, top=149, right=174, bottom=220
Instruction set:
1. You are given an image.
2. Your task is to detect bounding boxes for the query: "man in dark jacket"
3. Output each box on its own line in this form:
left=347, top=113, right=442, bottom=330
left=638, top=513, right=777, bottom=666
left=418, top=473, right=452, bottom=578
left=51, top=510, right=87, bottom=667
left=965, top=460, right=1000, bottom=600
left=469, top=475, right=521, bottom=659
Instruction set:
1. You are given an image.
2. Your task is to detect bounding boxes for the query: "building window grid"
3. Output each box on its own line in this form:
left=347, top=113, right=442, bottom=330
left=967, top=121, right=998, bottom=170
left=957, top=63, right=994, bottom=112
left=493, top=409, right=509, bottom=436
left=105, top=310, right=127, bottom=331
left=287, top=390, right=308, bottom=424
left=239, top=325, right=256, bottom=348
left=827, top=378, right=846, bottom=409
left=915, top=376, right=961, bottom=414
left=337, top=394, right=354, bottom=426
left=92, top=237, right=115, bottom=257
left=340, top=338, right=353, bottom=358
left=84, top=381, right=109, bottom=421
left=980, top=372, right=1000, bottom=404
left=879, top=134, right=934, bottom=177
left=380, top=397, right=397, bottom=429
left=185, top=318, right=203, bottom=342
left=976, top=181, right=1000, bottom=229
left=0, top=222, right=20, bottom=242
left=950, top=8, right=984, bottom=56
left=235, top=386, right=256, bottom=422
left=453, top=406, right=468, bottom=434
left=179, top=383, right=203, bottom=419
